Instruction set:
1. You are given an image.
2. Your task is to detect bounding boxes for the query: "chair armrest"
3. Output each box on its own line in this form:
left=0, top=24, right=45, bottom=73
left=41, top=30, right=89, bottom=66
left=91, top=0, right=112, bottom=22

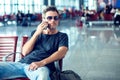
left=54, top=59, right=62, bottom=72
left=2, top=52, right=22, bottom=62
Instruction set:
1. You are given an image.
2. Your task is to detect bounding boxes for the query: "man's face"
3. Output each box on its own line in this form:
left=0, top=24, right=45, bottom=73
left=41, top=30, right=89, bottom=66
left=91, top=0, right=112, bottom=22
left=44, top=11, right=59, bottom=29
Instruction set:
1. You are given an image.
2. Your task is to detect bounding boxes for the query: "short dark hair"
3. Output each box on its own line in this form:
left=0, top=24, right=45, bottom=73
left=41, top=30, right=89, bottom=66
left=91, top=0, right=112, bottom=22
left=42, top=6, right=59, bottom=17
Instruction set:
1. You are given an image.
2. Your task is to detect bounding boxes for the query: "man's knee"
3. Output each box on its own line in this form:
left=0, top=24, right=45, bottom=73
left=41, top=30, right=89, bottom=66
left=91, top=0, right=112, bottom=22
left=25, top=66, right=51, bottom=80
left=37, top=67, right=51, bottom=80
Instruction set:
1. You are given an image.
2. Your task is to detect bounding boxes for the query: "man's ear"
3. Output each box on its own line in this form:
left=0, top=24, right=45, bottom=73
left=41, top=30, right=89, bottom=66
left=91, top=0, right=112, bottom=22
left=41, top=15, right=44, bottom=20
left=42, top=18, right=46, bottom=21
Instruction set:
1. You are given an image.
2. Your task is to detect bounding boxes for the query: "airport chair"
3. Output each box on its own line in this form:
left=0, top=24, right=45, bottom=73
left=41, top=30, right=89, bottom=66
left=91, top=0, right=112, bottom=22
left=87, top=13, right=98, bottom=21
left=0, top=36, right=29, bottom=80
left=103, top=13, right=113, bottom=21
left=0, top=36, right=18, bottom=62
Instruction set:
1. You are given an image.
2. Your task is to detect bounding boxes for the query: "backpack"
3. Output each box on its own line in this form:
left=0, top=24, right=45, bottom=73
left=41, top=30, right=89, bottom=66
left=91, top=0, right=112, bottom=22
left=51, top=70, right=82, bottom=80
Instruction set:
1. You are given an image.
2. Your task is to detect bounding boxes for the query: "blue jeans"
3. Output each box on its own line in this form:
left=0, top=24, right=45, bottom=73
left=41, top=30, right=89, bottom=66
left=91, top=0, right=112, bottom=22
left=0, top=62, right=51, bottom=80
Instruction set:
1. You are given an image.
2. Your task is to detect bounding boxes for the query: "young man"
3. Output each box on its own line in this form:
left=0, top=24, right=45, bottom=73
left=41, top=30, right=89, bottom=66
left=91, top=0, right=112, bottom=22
left=0, top=6, right=69, bottom=80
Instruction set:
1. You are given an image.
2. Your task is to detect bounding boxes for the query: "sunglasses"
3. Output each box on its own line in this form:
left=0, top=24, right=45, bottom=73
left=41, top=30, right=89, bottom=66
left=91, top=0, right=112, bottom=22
left=46, top=16, right=59, bottom=21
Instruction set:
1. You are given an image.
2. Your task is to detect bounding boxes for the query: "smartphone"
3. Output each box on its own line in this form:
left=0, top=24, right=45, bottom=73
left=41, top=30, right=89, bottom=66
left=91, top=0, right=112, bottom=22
left=44, top=23, right=50, bottom=30
left=47, top=24, right=50, bottom=29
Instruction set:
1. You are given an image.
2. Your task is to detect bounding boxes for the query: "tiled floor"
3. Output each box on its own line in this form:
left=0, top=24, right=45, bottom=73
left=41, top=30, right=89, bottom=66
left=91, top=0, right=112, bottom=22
left=0, top=19, right=120, bottom=80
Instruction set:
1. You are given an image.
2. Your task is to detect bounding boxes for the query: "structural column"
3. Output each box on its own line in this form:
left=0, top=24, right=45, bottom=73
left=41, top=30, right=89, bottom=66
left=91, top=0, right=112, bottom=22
left=50, top=0, right=55, bottom=6
left=44, top=0, right=55, bottom=6
left=79, top=0, right=84, bottom=9
left=44, top=0, right=48, bottom=6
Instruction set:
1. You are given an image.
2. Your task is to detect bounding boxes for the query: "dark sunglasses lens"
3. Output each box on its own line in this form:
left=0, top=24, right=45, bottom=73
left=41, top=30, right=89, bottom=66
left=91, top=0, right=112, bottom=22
left=47, top=16, right=52, bottom=20
left=54, top=16, right=59, bottom=20
left=47, top=16, right=59, bottom=20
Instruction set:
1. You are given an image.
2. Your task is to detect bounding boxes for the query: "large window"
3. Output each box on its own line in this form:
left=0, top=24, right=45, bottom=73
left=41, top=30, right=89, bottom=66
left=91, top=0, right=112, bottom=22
left=0, top=0, right=11, bottom=15
left=0, top=0, right=100, bottom=15
left=18, top=0, right=25, bottom=12
left=0, top=0, right=4, bottom=15
left=0, top=0, right=44, bottom=15
left=88, top=0, right=97, bottom=10
left=55, top=0, right=79, bottom=10
left=84, top=0, right=97, bottom=10
left=34, top=0, right=43, bottom=13
left=11, top=0, right=18, bottom=14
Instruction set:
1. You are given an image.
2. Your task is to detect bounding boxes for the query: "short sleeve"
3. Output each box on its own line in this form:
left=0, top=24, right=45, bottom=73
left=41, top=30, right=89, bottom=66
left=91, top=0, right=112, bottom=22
left=58, top=33, right=69, bottom=48
left=30, top=30, right=36, bottom=37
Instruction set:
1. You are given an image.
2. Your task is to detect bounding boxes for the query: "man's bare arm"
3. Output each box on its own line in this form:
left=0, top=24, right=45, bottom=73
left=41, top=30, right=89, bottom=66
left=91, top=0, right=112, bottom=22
left=28, top=46, right=68, bottom=70
left=22, top=21, right=48, bottom=56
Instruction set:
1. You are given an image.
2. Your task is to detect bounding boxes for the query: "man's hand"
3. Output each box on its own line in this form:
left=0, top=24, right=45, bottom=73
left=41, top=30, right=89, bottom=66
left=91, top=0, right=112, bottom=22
left=35, top=21, right=49, bottom=35
left=28, top=61, right=46, bottom=71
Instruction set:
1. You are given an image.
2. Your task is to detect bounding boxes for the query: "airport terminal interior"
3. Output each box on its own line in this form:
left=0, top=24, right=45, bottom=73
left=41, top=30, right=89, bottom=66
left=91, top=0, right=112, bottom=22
left=0, top=0, right=120, bottom=80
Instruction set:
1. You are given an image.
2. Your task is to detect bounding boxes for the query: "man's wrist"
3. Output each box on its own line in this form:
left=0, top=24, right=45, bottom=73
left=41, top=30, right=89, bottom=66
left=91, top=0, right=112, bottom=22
left=41, top=60, right=47, bottom=65
left=34, top=31, right=42, bottom=36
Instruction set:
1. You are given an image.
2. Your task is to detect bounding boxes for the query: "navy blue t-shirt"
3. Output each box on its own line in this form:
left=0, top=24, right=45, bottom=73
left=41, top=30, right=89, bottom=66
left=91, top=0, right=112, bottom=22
left=19, top=30, right=69, bottom=71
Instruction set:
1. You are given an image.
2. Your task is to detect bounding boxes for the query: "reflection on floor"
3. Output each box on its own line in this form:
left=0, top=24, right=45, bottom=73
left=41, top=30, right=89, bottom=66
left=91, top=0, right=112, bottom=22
left=0, top=19, right=120, bottom=80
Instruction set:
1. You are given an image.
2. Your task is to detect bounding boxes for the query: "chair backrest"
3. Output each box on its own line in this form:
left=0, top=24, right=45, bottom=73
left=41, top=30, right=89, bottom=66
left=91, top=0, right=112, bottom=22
left=0, top=36, right=18, bottom=62
left=14, top=36, right=30, bottom=80
left=21, top=36, right=29, bottom=47
left=103, top=13, right=113, bottom=21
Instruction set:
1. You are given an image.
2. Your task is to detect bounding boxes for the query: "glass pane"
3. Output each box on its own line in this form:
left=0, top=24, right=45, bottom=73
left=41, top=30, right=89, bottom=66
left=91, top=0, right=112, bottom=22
left=0, top=0, right=4, bottom=4
left=5, top=5, right=11, bottom=14
left=12, top=5, right=18, bottom=14
left=11, top=0, right=18, bottom=4
left=18, top=5, right=24, bottom=12
left=0, top=5, right=4, bottom=15
left=4, top=0, right=11, bottom=4
left=18, top=0, right=24, bottom=4
left=34, top=0, right=39, bottom=4
left=34, top=0, right=43, bottom=13
left=25, top=0, right=33, bottom=5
